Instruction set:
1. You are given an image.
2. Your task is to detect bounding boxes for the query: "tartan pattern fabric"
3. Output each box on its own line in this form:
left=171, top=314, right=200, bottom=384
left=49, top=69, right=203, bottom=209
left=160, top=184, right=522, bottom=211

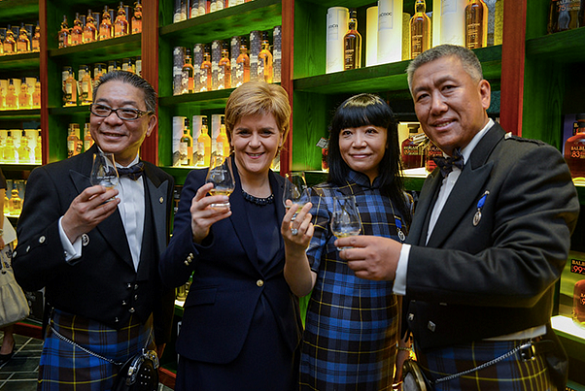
left=300, top=171, right=413, bottom=391
left=38, top=308, right=153, bottom=391
left=416, top=339, right=555, bottom=391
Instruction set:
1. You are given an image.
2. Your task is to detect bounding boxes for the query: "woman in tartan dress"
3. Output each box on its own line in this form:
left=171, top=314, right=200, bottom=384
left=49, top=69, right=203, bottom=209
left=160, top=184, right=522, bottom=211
left=282, top=93, right=414, bottom=390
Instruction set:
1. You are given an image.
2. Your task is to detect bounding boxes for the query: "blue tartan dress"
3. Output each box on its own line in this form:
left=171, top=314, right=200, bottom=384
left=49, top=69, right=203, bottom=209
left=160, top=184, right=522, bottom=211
left=300, top=171, right=413, bottom=391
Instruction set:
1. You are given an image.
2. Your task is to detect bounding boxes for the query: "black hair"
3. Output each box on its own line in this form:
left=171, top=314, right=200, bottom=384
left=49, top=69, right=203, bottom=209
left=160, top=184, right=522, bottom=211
left=327, top=93, right=410, bottom=223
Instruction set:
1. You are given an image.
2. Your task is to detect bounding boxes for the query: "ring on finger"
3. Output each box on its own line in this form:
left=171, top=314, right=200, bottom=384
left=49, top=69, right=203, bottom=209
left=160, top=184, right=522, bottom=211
left=291, top=228, right=299, bottom=236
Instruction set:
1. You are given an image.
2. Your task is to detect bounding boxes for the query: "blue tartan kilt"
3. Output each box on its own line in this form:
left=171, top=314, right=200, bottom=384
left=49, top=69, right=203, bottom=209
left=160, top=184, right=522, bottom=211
left=415, top=339, right=555, bottom=391
left=38, top=308, right=153, bottom=391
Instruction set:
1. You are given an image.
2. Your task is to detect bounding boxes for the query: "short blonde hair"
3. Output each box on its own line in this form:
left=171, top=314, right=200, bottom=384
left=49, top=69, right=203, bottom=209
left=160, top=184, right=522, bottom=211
left=224, top=82, right=291, bottom=147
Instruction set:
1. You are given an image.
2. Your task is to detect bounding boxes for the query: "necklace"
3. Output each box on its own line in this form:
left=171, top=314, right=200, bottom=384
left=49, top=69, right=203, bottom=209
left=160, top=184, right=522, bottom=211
left=242, top=190, right=275, bottom=206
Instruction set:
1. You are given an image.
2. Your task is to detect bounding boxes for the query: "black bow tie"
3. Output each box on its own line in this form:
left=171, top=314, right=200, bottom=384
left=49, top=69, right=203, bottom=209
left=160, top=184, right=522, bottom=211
left=117, top=162, right=145, bottom=180
left=432, top=148, right=465, bottom=177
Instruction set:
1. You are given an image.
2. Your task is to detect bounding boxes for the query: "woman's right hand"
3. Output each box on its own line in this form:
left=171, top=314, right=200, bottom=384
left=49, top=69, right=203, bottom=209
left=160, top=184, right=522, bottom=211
left=191, top=182, right=232, bottom=244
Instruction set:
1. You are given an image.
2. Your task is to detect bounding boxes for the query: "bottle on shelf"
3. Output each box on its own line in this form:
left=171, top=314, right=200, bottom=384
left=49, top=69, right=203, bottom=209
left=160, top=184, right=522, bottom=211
left=18, top=79, right=31, bottom=110
left=401, top=124, right=425, bottom=169
left=67, top=123, right=82, bottom=158
left=32, top=77, right=41, bottom=109
left=548, top=0, right=582, bottom=34
left=58, top=16, right=70, bottom=48
left=3, top=132, right=15, bottom=162
left=180, top=118, right=194, bottom=166
left=83, top=10, right=97, bottom=43
left=71, top=12, right=83, bottom=46
left=0, top=84, right=4, bottom=110
left=573, top=278, right=585, bottom=327
left=218, top=40, right=231, bottom=89
left=99, top=6, right=113, bottom=40
left=17, top=23, right=30, bottom=53
left=200, top=45, right=213, bottom=92
left=122, top=58, right=135, bottom=73
left=17, top=131, right=32, bottom=163
left=132, top=0, right=143, bottom=34
left=31, top=21, right=41, bottom=52
left=94, top=63, right=107, bottom=83
left=3, top=193, right=8, bottom=215
left=258, top=31, right=273, bottom=83
left=235, top=37, right=250, bottom=87
left=410, top=0, right=431, bottom=59
left=84, top=123, right=94, bottom=151
left=181, top=48, right=195, bottom=94
left=425, top=141, right=443, bottom=172
left=35, top=130, right=42, bottom=163
left=197, top=116, right=211, bottom=167
left=564, top=113, right=585, bottom=179
left=9, top=188, right=22, bottom=215
left=5, top=79, right=17, bottom=110
left=343, top=8, right=362, bottom=70
left=216, top=116, right=230, bottom=158
left=3, top=25, right=16, bottom=54
left=465, top=0, right=488, bottom=49
left=114, top=2, right=129, bottom=37
left=79, top=65, right=93, bottom=105
left=63, top=67, right=77, bottom=107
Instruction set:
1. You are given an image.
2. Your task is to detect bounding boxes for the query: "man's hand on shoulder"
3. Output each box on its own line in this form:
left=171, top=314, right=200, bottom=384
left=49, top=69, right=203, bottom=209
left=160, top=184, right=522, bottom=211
left=336, top=235, right=402, bottom=281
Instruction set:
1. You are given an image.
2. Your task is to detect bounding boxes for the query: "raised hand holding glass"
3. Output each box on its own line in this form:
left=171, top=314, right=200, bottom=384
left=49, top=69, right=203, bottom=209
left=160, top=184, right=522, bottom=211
left=282, top=172, right=310, bottom=219
left=205, top=156, right=235, bottom=209
left=331, top=195, right=362, bottom=251
left=90, top=152, right=119, bottom=190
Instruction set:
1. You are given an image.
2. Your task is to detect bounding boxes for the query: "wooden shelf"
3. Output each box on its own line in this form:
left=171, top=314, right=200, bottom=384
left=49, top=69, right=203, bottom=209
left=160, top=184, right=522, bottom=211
left=158, top=89, right=234, bottom=110
left=526, top=28, right=585, bottom=63
left=0, top=0, right=38, bottom=19
left=159, top=0, right=282, bottom=46
left=0, top=52, right=40, bottom=72
left=0, top=109, right=41, bottom=120
left=48, top=34, right=141, bottom=65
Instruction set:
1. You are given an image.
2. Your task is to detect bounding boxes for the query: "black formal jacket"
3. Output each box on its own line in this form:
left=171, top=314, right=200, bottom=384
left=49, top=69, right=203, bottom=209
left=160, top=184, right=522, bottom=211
left=13, top=145, right=175, bottom=345
left=403, top=123, right=580, bottom=351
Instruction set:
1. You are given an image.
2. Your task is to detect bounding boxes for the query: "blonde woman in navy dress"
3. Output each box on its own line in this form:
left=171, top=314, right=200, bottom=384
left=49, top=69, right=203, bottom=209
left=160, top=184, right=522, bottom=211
left=282, top=94, right=413, bottom=390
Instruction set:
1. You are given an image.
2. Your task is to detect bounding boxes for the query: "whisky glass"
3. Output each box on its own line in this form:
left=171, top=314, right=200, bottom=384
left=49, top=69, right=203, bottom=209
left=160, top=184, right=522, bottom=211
left=330, top=195, right=362, bottom=251
left=90, top=152, right=119, bottom=191
left=282, top=172, right=310, bottom=219
left=205, top=156, right=235, bottom=209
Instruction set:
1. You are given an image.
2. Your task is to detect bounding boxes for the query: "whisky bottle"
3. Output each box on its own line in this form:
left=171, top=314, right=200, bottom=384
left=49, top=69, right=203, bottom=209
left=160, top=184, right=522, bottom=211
left=79, top=65, right=93, bottom=105
left=16, top=23, right=30, bottom=53
left=181, top=49, right=195, bottom=94
left=58, top=16, right=70, bottom=48
left=84, top=123, right=94, bottom=151
left=83, top=10, right=97, bottom=43
left=235, top=37, right=250, bottom=87
left=32, top=77, right=41, bottom=109
left=3, top=132, right=15, bottom=162
left=99, top=6, right=113, bottom=40
left=5, top=79, right=17, bottom=110
left=494, top=0, right=503, bottom=45
left=35, top=130, right=42, bottom=163
left=343, top=8, right=362, bottom=70
left=573, top=278, right=585, bottom=326
left=18, top=79, right=31, bottom=109
left=132, top=0, right=143, bottom=34
left=9, top=189, right=22, bottom=215
left=258, top=31, right=273, bottom=83
left=425, top=141, right=442, bottom=172
left=200, top=45, right=213, bottom=92
left=63, top=67, right=77, bottom=107
left=410, top=0, right=431, bottom=59
left=3, top=194, right=8, bottom=215
left=0, top=84, right=4, bottom=110
left=67, top=124, right=82, bottom=157
left=114, top=2, right=129, bottom=37
left=3, top=26, right=16, bottom=54
left=197, top=116, right=211, bottom=167
left=564, top=113, right=585, bottom=178
left=216, top=116, right=230, bottom=158
left=548, top=0, right=582, bottom=33
left=31, top=21, right=41, bottom=52
left=17, top=131, right=32, bottom=163
left=94, top=63, right=107, bottom=84
left=180, top=118, right=194, bottom=166
left=401, top=124, right=425, bottom=169
left=71, top=12, right=83, bottom=46
left=465, top=0, right=488, bottom=49
left=218, top=40, right=231, bottom=89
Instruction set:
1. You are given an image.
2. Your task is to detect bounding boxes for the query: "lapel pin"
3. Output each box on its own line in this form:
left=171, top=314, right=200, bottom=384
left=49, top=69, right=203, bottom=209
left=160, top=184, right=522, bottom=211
left=473, top=191, right=489, bottom=226
left=159, top=196, right=164, bottom=204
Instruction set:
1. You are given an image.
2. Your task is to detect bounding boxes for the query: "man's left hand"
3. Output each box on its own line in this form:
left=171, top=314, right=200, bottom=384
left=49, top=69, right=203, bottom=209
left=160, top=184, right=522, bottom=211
left=336, top=235, right=402, bottom=281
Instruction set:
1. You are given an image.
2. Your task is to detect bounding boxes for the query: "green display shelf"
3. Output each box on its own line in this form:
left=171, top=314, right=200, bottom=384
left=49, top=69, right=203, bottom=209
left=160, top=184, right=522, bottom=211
left=48, top=34, right=141, bottom=66
left=526, top=28, right=585, bottom=63
left=0, top=109, right=40, bottom=120
left=0, top=52, right=40, bottom=72
left=158, top=89, right=234, bottom=110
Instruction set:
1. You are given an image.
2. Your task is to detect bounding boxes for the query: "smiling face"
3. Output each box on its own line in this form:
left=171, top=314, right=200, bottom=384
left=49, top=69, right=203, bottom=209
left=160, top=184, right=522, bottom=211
left=89, top=80, right=157, bottom=166
left=338, top=124, right=388, bottom=183
left=230, top=112, right=283, bottom=178
left=411, top=55, right=491, bottom=156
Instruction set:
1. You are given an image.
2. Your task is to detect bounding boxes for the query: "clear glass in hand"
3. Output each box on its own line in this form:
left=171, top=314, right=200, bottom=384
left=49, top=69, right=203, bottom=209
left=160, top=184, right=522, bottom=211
left=205, top=156, right=235, bottom=209
left=90, top=152, right=119, bottom=190
left=331, top=195, right=362, bottom=251
left=282, top=172, right=310, bottom=219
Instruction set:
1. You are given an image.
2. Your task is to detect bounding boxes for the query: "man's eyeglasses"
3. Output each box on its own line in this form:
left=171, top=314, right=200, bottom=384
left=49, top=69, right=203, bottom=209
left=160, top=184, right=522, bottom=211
left=89, top=104, right=153, bottom=121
